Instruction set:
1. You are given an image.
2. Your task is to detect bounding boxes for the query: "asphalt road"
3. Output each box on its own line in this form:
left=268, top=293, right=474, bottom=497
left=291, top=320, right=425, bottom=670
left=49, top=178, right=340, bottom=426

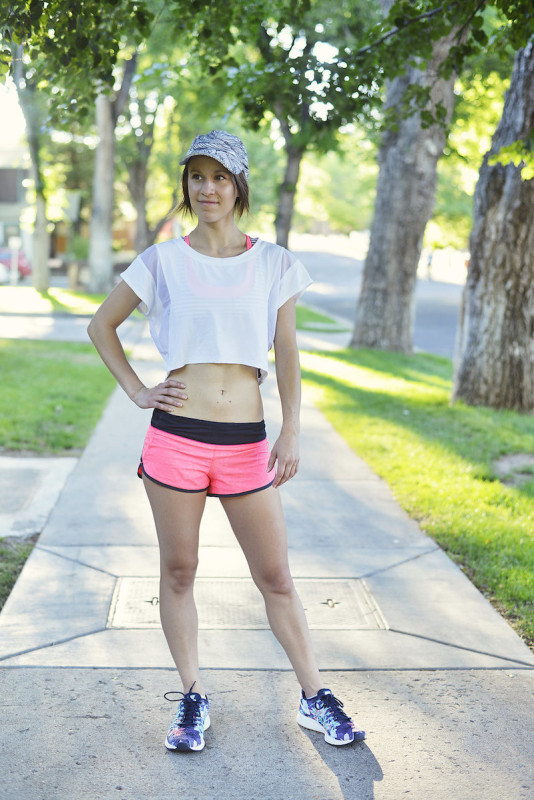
left=296, top=251, right=464, bottom=360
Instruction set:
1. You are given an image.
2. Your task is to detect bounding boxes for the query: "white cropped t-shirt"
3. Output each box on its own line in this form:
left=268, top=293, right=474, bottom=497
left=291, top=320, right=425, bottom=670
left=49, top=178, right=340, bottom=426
left=120, top=237, right=312, bottom=383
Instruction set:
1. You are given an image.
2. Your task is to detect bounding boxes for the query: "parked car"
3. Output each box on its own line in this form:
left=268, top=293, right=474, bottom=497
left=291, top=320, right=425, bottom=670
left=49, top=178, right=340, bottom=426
left=0, top=248, right=32, bottom=282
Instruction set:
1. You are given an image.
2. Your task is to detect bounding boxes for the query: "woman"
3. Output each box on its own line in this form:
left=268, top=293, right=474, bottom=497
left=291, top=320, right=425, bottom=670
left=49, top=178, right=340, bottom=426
left=88, top=130, right=365, bottom=752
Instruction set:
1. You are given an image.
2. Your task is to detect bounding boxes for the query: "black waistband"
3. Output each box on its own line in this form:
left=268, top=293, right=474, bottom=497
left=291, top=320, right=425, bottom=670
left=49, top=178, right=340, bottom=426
left=150, top=409, right=266, bottom=444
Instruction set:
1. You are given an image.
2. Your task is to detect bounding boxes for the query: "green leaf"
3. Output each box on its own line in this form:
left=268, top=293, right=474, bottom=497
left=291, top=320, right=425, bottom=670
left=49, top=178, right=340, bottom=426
left=29, top=0, right=43, bottom=24
left=472, top=28, right=488, bottom=46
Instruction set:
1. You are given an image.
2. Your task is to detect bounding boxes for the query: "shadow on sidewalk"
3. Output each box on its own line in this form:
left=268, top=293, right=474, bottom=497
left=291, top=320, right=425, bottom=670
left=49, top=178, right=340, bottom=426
left=301, top=733, right=383, bottom=799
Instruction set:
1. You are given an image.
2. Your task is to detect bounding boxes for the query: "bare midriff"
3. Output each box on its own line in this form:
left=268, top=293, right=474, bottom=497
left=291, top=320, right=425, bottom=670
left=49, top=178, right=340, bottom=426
left=166, top=363, right=263, bottom=423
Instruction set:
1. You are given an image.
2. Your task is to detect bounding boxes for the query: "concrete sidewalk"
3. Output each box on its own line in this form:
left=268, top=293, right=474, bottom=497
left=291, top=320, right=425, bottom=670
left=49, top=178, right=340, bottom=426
left=0, top=322, right=533, bottom=800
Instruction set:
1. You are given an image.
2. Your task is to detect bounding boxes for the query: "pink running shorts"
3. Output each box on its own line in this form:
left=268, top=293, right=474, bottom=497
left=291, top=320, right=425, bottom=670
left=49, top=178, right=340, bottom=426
left=139, top=424, right=276, bottom=497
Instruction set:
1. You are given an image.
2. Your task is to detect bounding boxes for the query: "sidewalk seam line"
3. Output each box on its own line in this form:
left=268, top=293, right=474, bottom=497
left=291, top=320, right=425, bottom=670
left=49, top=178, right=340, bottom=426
left=388, top=628, right=534, bottom=668
left=35, top=545, right=118, bottom=578
left=359, top=547, right=440, bottom=578
left=1, top=665, right=533, bottom=672
left=0, top=627, right=108, bottom=663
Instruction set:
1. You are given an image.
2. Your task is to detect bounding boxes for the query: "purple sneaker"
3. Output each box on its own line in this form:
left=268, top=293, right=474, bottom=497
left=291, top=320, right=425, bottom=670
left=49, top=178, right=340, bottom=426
left=297, top=688, right=365, bottom=746
left=164, top=684, right=210, bottom=752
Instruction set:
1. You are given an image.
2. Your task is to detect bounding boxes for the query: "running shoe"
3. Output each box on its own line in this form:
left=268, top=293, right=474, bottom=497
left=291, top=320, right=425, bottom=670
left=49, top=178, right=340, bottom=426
left=164, top=684, right=210, bottom=752
left=297, top=687, right=365, bottom=746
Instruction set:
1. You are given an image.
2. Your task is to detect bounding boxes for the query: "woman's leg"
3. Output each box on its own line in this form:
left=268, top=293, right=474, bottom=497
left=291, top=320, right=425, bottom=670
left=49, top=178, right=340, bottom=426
left=220, top=486, right=323, bottom=698
left=143, top=476, right=207, bottom=695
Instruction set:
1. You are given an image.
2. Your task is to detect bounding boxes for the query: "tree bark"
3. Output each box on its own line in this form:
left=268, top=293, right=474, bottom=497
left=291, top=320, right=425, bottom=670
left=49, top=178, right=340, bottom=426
left=88, top=55, right=137, bottom=292
left=350, top=33, right=456, bottom=352
left=275, top=142, right=304, bottom=248
left=273, top=101, right=306, bottom=249
left=128, top=157, right=150, bottom=254
left=147, top=195, right=179, bottom=248
left=88, top=93, right=116, bottom=292
left=126, top=109, right=155, bottom=253
left=128, top=152, right=178, bottom=251
left=452, top=42, right=534, bottom=411
left=12, top=46, right=49, bottom=292
left=32, top=191, right=49, bottom=293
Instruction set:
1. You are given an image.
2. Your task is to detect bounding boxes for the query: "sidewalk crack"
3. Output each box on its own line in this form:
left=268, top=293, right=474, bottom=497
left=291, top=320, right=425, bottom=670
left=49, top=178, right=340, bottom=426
left=388, top=628, right=534, bottom=668
left=36, top=545, right=118, bottom=578
left=0, top=628, right=108, bottom=663
left=359, top=546, right=440, bottom=578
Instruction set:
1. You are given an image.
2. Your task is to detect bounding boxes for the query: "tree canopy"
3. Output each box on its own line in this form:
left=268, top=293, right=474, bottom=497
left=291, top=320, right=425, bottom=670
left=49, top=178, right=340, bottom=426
left=1, top=1, right=154, bottom=117
left=3, top=1, right=533, bottom=121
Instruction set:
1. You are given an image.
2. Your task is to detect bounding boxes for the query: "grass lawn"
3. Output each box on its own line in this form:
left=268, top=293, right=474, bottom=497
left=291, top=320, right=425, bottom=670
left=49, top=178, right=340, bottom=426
left=0, top=338, right=117, bottom=610
left=0, top=339, right=117, bottom=453
left=0, top=286, right=107, bottom=316
left=296, top=303, right=350, bottom=332
left=300, top=346, right=534, bottom=649
left=0, top=536, right=36, bottom=610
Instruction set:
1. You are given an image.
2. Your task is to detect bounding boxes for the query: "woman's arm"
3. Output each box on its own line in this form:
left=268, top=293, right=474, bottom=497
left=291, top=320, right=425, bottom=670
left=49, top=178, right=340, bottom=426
left=268, top=297, right=301, bottom=487
left=87, top=280, right=187, bottom=412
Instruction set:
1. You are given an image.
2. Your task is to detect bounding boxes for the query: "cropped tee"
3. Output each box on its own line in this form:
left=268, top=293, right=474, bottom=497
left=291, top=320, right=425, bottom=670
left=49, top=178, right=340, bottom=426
left=119, top=237, right=312, bottom=383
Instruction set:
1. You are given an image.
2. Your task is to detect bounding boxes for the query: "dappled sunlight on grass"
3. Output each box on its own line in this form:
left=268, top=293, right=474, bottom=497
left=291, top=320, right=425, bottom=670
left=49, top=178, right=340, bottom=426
left=0, top=287, right=53, bottom=314
left=301, top=351, right=449, bottom=399
left=0, top=286, right=106, bottom=315
left=301, top=347, right=534, bottom=647
left=295, top=304, right=350, bottom=332
left=46, top=288, right=106, bottom=314
left=304, top=348, right=452, bottom=389
left=301, top=349, right=534, bottom=468
left=0, top=340, right=116, bottom=453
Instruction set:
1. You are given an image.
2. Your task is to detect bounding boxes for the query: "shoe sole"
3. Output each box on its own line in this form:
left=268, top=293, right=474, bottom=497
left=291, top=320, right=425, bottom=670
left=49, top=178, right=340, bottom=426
left=297, top=711, right=365, bottom=746
left=165, top=714, right=211, bottom=751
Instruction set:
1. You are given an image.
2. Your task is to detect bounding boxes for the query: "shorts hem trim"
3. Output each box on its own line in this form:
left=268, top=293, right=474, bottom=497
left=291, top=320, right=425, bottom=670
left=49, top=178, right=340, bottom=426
left=208, top=480, right=275, bottom=498
left=140, top=465, right=209, bottom=494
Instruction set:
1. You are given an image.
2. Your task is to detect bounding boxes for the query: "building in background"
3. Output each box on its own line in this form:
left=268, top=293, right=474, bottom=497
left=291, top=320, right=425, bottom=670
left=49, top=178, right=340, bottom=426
left=0, top=157, right=28, bottom=248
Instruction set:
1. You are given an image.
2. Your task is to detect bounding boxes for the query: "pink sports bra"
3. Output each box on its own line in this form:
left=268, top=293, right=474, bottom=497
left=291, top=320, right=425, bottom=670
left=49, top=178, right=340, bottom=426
left=184, top=234, right=254, bottom=250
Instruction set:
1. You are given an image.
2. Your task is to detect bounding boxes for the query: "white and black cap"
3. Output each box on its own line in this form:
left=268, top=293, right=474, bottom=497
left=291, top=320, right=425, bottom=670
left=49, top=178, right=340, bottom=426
left=180, top=130, right=249, bottom=178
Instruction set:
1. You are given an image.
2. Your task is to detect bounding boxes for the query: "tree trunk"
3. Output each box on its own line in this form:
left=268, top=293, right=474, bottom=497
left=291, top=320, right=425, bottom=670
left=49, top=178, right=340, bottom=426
left=128, top=158, right=150, bottom=253
left=350, top=33, right=456, bottom=352
left=12, top=46, right=49, bottom=292
left=275, top=142, right=304, bottom=249
left=452, top=42, right=534, bottom=411
left=273, top=104, right=305, bottom=249
left=147, top=194, right=179, bottom=248
left=24, top=123, right=49, bottom=292
left=32, top=191, right=49, bottom=293
left=128, top=146, right=177, bottom=251
left=88, top=55, right=137, bottom=292
left=88, top=93, right=116, bottom=292
left=126, top=111, right=155, bottom=253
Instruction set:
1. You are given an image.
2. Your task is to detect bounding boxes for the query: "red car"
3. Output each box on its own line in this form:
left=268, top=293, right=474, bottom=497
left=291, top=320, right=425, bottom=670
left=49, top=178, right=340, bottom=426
left=0, top=248, right=32, bottom=282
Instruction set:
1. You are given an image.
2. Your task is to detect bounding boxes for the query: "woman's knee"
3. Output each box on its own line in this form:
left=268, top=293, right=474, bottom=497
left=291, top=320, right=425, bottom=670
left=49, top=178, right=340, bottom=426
left=160, top=557, right=198, bottom=594
left=254, top=569, right=295, bottom=598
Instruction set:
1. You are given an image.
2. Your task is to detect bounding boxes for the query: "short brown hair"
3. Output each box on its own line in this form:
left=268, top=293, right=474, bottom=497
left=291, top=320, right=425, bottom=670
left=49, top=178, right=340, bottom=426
left=177, top=165, right=250, bottom=219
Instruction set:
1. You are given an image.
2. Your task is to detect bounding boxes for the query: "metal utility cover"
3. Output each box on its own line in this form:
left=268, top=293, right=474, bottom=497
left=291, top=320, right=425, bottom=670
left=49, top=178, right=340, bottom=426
left=107, top=577, right=387, bottom=630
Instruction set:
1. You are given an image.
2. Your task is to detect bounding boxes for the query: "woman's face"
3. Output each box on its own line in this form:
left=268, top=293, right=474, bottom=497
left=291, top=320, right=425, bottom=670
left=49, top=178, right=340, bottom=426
left=187, top=155, right=238, bottom=223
